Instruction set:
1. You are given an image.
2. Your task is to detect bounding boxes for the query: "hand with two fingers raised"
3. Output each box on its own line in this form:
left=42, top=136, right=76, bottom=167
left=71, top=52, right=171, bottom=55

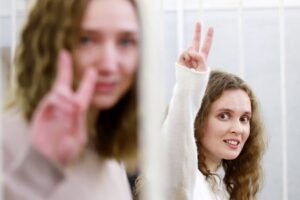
left=31, top=50, right=97, bottom=166
left=178, top=22, right=214, bottom=72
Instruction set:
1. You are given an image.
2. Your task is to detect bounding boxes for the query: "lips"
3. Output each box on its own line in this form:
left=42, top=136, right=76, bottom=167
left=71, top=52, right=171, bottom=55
left=223, top=139, right=240, bottom=149
left=95, top=82, right=116, bottom=93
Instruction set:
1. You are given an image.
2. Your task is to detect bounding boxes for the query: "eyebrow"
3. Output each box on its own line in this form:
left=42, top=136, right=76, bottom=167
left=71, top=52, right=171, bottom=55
left=79, top=29, right=139, bottom=40
left=216, top=108, right=252, bottom=116
left=80, top=28, right=139, bottom=34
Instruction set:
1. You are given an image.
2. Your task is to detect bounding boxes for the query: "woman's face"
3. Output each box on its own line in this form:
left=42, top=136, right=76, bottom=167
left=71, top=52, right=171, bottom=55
left=201, top=89, right=251, bottom=168
left=74, top=0, right=139, bottom=110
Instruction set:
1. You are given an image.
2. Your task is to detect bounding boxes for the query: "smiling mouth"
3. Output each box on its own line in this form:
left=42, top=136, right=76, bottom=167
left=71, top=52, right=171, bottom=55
left=224, top=139, right=240, bottom=146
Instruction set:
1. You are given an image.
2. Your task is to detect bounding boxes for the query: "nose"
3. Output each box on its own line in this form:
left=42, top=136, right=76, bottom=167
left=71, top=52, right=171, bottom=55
left=230, top=120, right=243, bottom=135
left=95, top=42, right=118, bottom=74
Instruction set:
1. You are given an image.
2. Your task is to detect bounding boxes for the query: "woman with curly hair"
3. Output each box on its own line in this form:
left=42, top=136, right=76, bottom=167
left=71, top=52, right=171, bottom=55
left=193, top=70, right=266, bottom=199
left=163, top=23, right=266, bottom=199
left=3, top=0, right=140, bottom=199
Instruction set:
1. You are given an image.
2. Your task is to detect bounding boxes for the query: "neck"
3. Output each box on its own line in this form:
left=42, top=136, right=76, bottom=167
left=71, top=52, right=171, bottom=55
left=202, top=150, right=222, bottom=172
left=205, top=159, right=222, bottom=172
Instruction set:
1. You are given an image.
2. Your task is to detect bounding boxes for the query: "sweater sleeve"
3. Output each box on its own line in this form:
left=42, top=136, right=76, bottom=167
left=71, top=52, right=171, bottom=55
left=4, top=145, right=65, bottom=200
left=162, top=63, right=209, bottom=200
left=2, top=109, right=66, bottom=200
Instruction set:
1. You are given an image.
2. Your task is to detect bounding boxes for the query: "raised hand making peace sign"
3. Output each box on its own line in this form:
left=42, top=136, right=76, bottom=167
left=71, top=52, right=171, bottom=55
left=178, top=22, right=214, bottom=72
left=31, top=50, right=97, bottom=165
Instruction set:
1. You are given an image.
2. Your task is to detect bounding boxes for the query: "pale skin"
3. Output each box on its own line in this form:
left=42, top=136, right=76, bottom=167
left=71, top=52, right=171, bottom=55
left=178, top=22, right=214, bottom=72
left=201, top=89, right=251, bottom=172
left=31, top=50, right=97, bottom=165
left=30, top=0, right=139, bottom=166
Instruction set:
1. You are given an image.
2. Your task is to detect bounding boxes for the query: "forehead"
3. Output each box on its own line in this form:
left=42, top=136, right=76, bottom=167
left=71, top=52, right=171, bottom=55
left=81, top=0, right=138, bottom=32
left=211, top=89, right=251, bottom=113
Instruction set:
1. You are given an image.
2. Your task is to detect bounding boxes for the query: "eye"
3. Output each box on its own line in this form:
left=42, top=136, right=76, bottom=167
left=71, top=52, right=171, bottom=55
left=79, top=35, right=93, bottom=45
left=118, top=37, right=137, bottom=48
left=217, top=112, right=230, bottom=121
left=240, top=115, right=251, bottom=124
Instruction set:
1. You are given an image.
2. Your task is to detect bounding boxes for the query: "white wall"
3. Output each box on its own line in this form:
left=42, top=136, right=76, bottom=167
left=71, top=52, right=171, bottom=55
left=1, top=0, right=300, bottom=199
left=162, top=5, right=300, bottom=200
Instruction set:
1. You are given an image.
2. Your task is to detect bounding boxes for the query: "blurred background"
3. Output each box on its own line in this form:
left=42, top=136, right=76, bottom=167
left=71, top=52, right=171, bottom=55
left=1, top=0, right=300, bottom=199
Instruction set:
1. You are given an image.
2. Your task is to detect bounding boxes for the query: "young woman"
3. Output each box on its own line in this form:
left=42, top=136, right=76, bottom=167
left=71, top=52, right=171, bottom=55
left=3, top=0, right=140, bottom=199
left=163, top=23, right=265, bottom=199
left=194, top=70, right=265, bottom=199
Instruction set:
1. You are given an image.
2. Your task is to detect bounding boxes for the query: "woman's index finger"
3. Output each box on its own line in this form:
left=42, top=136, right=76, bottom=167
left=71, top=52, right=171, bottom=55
left=54, top=50, right=73, bottom=89
left=201, top=27, right=214, bottom=59
left=193, top=22, right=201, bottom=52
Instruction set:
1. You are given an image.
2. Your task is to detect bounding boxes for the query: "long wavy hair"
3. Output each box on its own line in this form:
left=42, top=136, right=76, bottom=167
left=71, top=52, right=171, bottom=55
left=11, top=0, right=139, bottom=165
left=195, top=70, right=266, bottom=199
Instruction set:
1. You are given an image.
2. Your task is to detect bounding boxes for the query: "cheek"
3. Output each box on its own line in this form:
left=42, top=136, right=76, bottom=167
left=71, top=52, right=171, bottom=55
left=73, top=51, right=92, bottom=77
left=123, top=64, right=137, bottom=76
left=120, top=60, right=138, bottom=81
left=205, top=118, right=226, bottom=136
left=75, top=45, right=100, bottom=64
left=120, top=49, right=139, bottom=70
left=201, top=122, right=218, bottom=144
left=120, top=70, right=136, bottom=89
left=243, top=127, right=251, bottom=142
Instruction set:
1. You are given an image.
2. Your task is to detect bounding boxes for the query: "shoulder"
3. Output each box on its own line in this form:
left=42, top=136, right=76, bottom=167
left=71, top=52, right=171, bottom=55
left=193, top=170, right=214, bottom=199
left=52, top=152, right=132, bottom=200
left=1, top=108, right=30, bottom=170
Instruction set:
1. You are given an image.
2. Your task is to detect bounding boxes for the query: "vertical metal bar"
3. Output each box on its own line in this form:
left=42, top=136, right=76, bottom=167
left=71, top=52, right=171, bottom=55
left=197, top=0, right=204, bottom=28
left=237, top=0, right=245, bottom=78
left=177, top=0, right=184, bottom=54
left=11, top=0, right=16, bottom=65
left=9, top=0, right=17, bottom=95
left=0, top=0, right=3, bottom=198
left=279, top=0, right=287, bottom=199
left=138, top=0, right=165, bottom=200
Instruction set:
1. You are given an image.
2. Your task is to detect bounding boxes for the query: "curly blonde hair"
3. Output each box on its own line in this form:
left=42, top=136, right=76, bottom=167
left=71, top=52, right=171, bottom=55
left=11, top=0, right=139, bottom=164
left=195, top=70, right=266, bottom=199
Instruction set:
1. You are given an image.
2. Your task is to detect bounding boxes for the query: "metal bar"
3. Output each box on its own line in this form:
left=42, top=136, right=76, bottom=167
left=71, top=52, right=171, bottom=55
left=279, top=0, right=288, bottom=199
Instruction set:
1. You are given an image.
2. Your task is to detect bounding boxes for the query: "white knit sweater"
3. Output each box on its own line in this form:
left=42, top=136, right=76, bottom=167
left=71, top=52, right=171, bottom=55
left=163, top=63, right=229, bottom=200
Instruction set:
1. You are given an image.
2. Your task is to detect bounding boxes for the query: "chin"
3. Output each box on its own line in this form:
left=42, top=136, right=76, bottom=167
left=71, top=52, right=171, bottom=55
left=223, top=152, right=241, bottom=160
left=91, top=97, right=118, bottom=110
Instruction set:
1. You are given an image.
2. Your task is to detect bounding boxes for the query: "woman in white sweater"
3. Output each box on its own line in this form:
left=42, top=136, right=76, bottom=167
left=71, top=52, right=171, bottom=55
left=163, top=22, right=265, bottom=200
